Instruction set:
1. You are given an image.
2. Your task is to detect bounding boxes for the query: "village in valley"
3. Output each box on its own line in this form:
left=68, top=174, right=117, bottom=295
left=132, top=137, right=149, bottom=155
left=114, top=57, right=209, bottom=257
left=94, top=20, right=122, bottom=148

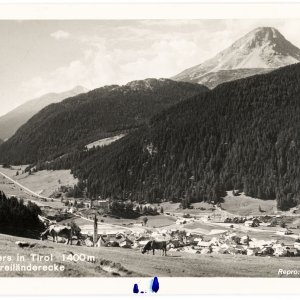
left=1, top=22, right=300, bottom=278
left=0, top=163, right=299, bottom=277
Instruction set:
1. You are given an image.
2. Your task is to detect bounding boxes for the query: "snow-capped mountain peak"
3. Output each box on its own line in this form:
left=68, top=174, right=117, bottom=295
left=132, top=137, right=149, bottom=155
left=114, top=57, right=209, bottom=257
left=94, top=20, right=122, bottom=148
left=173, top=27, right=300, bottom=87
left=216, top=27, right=300, bottom=70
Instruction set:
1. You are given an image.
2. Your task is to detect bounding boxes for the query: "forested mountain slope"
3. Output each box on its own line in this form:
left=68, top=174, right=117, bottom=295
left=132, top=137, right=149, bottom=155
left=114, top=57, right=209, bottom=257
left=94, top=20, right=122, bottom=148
left=0, top=191, right=42, bottom=237
left=0, top=79, right=208, bottom=164
left=0, top=86, right=87, bottom=141
left=72, top=63, right=300, bottom=210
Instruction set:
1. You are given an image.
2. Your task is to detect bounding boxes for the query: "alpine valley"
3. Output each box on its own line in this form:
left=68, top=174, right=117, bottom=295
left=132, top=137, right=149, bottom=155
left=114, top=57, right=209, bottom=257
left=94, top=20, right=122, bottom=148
left=0, top=27, right=299, bottom=211
left=1, top=24, right=300, bottom=278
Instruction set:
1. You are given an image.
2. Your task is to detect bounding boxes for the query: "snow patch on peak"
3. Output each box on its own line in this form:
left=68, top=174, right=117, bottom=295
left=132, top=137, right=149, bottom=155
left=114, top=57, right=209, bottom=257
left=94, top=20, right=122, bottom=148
left=173, top=27, right=300, bottom=83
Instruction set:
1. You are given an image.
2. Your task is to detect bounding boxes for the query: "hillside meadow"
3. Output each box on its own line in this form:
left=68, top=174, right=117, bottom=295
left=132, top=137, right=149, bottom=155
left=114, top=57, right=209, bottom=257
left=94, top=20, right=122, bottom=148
left=0, top=233, right=299, bottom=277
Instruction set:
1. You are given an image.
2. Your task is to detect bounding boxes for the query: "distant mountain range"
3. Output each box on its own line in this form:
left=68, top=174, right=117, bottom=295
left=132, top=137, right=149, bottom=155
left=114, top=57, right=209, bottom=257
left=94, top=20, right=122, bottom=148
left=69, top=63, right=300, bottom=210
left=1, top=26, right=299, bottom=211
left=0, top=86, right=88, bottom=141
left=173, top=27, right=300, bottom=88
left=0, top=79, right=208, bottom=163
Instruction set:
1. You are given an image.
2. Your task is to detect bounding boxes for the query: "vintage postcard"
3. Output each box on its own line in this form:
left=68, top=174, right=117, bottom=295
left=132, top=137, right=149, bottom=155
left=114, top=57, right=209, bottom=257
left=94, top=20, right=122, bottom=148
left=0, top=2, right=300, bottom=296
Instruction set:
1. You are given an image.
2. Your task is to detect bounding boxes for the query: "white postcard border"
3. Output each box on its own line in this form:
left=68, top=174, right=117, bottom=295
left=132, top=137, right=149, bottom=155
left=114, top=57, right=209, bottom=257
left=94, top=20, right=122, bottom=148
left=0, top=2, right=300, bottom=296
left=0, top=277, right=300, bottom=295
left=0, top=3, right=299, bottom=19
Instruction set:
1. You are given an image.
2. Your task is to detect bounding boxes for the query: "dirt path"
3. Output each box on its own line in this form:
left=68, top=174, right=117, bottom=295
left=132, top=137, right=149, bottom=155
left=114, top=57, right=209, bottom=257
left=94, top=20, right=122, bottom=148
left=0, top=170, right=139, bottom=235
left=0, top=170, right=52, bottom=201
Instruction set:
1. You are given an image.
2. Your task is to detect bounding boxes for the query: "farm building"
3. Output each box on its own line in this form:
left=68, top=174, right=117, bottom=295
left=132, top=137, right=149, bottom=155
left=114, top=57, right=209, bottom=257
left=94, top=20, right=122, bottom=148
left=95, top=199, right=110, bottom=210
left=95, top=235, right=107, bottom=247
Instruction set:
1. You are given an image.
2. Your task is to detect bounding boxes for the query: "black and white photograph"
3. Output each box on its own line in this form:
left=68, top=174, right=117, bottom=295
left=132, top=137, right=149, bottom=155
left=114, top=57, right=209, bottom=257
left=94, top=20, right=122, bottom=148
left=0, top=3, right=299, bottom=288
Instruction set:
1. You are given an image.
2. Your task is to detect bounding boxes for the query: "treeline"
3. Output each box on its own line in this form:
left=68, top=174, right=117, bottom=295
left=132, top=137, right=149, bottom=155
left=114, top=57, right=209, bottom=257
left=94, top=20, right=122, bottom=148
left=69, top=63, right=300, bottom=210
left=109, top=200, right=139, bottom=218
left=0, top=191, right=43, bottom=237
left=33, top=148, right=100, bottom=172
left=0, top=79, right=208, bottom=164
left=108, top=200, right=160, bottom=218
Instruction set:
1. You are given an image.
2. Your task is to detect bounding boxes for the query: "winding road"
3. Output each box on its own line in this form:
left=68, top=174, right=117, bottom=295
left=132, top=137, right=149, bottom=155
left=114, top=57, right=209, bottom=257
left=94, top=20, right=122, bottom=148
left=0, top=170, right=52, bottom=201
left=0, top=169, right=134, bottom=232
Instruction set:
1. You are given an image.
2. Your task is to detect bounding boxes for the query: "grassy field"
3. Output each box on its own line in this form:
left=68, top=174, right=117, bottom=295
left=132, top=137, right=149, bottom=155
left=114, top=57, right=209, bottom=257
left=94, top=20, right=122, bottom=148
left=0, top=175, right=63, bottom=209
left=0, top=175, right=34, bottom=201
left=157, top=192, right=277, bottom=217
left=63, top=214, right=177, bottom=236
left=159, top=201, right=214, bottom=216
left=86, top=134, right=126, bottom=149
left=143, top=215, right=177, bottom=228
left=0, top=166, right=77, bottom=197
left=221, top=191, right=277, bottom=216
left=99, top=215, right=177, bottom=227
left=0, top=233, right=299, bottom=278
left=184, top=221, right=229, bottom=235
left=0, top=166, right=78, bottom=209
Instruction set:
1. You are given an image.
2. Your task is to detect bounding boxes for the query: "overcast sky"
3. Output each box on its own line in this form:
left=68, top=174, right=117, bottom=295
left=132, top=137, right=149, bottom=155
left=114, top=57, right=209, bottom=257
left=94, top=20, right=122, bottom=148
left=0, top=19, right=300, bottom=116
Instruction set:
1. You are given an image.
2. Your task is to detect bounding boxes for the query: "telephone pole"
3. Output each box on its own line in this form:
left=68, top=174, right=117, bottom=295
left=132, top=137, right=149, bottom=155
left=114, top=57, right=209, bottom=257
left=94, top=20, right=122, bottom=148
left=93, top=214, right=98, bottom=247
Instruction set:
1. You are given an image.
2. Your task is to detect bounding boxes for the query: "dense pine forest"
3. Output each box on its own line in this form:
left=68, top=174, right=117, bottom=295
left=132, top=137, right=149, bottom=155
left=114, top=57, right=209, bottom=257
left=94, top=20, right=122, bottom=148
left=0, top=79, right=208, bottom=164
left=1, top=65, right=299, bottom=210
left=0, top=191, right=43, bottom=237
left=66, top=64, right=300, bottom=210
